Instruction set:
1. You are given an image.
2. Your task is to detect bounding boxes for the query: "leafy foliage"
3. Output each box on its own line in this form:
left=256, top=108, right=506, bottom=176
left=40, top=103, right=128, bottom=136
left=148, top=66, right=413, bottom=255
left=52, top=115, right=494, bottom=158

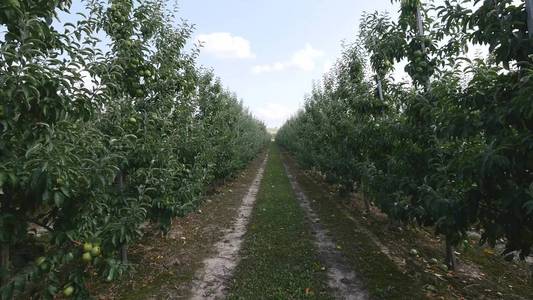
left=0, top=0, right=269, bottom=298
left=278, top=0, right=532, bottom=270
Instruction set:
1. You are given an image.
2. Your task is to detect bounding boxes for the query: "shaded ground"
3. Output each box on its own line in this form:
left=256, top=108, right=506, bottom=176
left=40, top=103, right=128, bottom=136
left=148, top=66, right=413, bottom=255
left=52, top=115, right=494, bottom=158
left=227, top=145, right=332, bottom=299
left=281, top=149, right=533, bottom=300
left=92, top=152, right=268, bottom=299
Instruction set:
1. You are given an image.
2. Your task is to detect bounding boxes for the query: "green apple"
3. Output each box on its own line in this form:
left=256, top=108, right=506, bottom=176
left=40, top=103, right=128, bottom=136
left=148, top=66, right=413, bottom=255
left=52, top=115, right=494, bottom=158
left=83, top=242, right=93, bottom=252
left=36, top=256, right=46, bottom=266
left=63, top=286, right=74, bottom=297
left=39, top=261, right=51, bottom=272
left=82, top=252, right=92, bottom=263
left=90, top=246, right=101, bottom=257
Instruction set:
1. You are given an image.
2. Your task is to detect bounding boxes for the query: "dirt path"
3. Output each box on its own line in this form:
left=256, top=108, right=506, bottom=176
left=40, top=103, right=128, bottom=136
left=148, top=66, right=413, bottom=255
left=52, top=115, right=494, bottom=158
left=225, top=144, right=331, bottom=298
left=283, top=162, right=369, bottom=300
left=189, top=155, right=268, bottom=299
left=96, top=145, right=533, bottom=299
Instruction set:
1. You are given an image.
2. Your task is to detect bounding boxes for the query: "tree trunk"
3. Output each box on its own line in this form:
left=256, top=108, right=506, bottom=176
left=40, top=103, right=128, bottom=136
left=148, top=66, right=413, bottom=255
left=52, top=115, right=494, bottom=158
left=528, top=261, right=533, bottom=282
left=360, top=181, right=371, bottom=214
left=1, top=244, right=10, bottom=285
left=117, top=171, right=128, bottom=264
left=121, top=244, right=128, bottom=264
left=387, top=218, right=403, bottom=231
left=376, top=78, right=384, bottom=101
left=1, top=190, right=12, bottom=286
left=445, top=236, right=457, bottom=271
left=526, top=0, right=533, bottom=38
left=363, top=196, right=371, bottom=214
left=117, top=170, right=124, bottom=193
left=415, top=4, right=431, bottom=91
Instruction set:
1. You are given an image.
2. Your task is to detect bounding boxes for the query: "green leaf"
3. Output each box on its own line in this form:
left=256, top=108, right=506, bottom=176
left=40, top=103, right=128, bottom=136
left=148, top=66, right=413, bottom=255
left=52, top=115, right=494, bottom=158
left=25, top=143, right=42, bottom=158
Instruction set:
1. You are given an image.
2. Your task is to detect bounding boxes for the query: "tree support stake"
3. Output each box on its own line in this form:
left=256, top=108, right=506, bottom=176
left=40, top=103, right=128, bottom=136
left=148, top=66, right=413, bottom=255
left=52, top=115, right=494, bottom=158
left=527, top=0, right=533, bottom=38
left=445, top=236, right=457, bottom=271
left=416, top=3, right=431, bottom=91
left=376, top=78, right=384, bottom=101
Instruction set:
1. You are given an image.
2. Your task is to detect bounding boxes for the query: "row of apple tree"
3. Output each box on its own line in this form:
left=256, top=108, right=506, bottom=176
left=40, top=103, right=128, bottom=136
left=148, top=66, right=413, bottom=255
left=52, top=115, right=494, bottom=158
left=0, top=0, right=270, bottom=298
left=277, top=0, right=532, bottom=270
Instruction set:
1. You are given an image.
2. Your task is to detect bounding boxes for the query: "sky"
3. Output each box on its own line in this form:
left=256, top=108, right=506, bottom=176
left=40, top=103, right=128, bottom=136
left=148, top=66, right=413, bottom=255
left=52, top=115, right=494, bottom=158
left=52, top=0, right=406, bottom=128
left=177, top=0, right=402, bottom=128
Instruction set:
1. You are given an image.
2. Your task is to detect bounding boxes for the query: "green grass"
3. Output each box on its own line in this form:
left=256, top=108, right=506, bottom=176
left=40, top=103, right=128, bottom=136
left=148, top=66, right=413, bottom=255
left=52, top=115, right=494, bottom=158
left=280, top=150, right=427, bottom=300
left=228, top=145, right=331, bottom=299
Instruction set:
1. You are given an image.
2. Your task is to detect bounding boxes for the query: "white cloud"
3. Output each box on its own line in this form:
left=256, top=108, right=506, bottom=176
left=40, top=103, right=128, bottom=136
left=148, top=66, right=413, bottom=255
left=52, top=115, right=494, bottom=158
left=291, top=44, right=324, bottom=71
left=255, top=103, right=297, bottom=128
left=252, top=62, right=286, bottom=74
left=322, top=59, right=333, bottom=73
left=252, top=44, right=324, bottom=74
left=252, top=63, right=285, bottom=74
left=197, top=32, right=255, bottom=59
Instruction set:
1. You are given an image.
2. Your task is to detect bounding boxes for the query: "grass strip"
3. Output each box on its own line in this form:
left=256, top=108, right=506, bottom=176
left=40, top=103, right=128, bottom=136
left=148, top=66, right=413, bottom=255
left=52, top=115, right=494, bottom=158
left=228, top=145, right=331, bottom=299
left=281, top=150, right=427, bottom=300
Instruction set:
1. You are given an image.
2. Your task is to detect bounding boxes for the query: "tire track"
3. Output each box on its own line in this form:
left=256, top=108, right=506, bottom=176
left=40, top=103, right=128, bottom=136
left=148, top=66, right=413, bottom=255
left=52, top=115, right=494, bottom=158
left=189, top=155, right=268, bottom=300
left=283, top=162, right=369, bottom=300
